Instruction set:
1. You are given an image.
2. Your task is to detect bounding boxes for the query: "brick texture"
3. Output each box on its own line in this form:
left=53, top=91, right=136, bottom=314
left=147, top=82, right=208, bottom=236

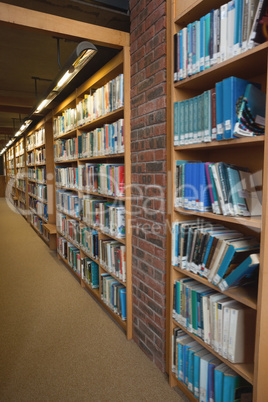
left=129, top=0, right=167, bottom=372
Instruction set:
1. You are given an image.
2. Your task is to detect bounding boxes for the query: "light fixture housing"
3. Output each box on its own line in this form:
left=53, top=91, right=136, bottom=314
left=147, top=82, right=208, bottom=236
left=14, top=119, right=33, bottom=137
left=33, top=41, right=97, bottom=114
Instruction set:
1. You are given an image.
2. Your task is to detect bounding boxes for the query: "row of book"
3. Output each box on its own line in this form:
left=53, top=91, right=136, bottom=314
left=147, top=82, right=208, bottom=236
left=101, top=273, right=126, bottom=320
left=80, top=226, right=99, bottom=260
left=174, top=77, right=265, bottom=145
left=175, top=160, right=262, bottom=216
left=26, top=127, right=45, bottom=151
left=172, top=327, right=253, bottom=401
left=99, top=239, right=126, bottom=283
left=81, top=196, right=125, bottom=238
left=173, top=280, right=256, bottom=363
left=15, top=141, right=24, bottom=156
left=81, top=257, right=99, bottom=289
left=56, top=212, right=126, bottom=282
left=16, top=154, right=25, bottom=167
left=28, top=182, right=47, bottom=200
left=174, top=0, right=266, bottom=81
left=56, top=237, right=127, bottom=319
left=79, top=163, right=125, bottom=197
left=53, top=74, right=124, bottom=136
left=54, top=137, right=78, bottom=161
left=28, top=197, right=48, bottom=221
left=30, top=214, right=44, bottom=235
left=79, top=118, right=124, bottom=158
left=56, top=190, right=80, bottom=219
left=17, top=179, right=26, bottom=192
left=27, top=167, right=47, bottom=184
left=172, top=220, right=260, bottom=289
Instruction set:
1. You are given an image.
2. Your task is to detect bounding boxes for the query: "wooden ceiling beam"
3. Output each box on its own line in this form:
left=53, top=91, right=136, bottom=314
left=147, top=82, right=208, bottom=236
left=0, top=127, right=14, bottom=135
left=0, top=3, right=129, bottom=48
left=0, top=106, right=32, bottom=114
left=0, top=96, right=34, bottom=108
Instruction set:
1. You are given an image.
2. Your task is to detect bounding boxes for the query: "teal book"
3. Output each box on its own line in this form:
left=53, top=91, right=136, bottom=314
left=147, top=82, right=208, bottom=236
left=187, top=344, right=204, bottom=392
left=174, top=101, right=179, bottom=145
left=119, top=287, right=126, bottom=320
left=193, top=349, right=210, bottom=398
left=222, top=76, right=255, bottom=139
left=222, top=369, right=241, bottom=402
left=204, top=12, right=211, bottom=69
left=234, top=83, right=266, bottom=137
left=233, top=0, right=243, bottom=55
left=216, top=80, right=224, bottom=140
left=208, top=358, right=222, bottom=402
left=213, top=237, right=259, bottom=285
left=219, top=253, right=259, bottom=290
left=214, top=363, right=229, bottom=402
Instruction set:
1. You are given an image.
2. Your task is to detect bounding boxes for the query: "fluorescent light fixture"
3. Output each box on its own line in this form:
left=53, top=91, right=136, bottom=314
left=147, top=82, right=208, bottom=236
left=14, top=119, right=32, bottom=137
left=33, top=41, right=97, bottom=114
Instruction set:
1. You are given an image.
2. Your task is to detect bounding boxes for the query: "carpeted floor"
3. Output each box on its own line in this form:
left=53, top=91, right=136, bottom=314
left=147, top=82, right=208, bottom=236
left=0, top=198, right=188, bottom=402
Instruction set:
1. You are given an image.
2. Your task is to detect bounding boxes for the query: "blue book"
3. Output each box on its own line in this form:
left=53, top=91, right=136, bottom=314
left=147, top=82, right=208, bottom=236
left=193, top=349, right=209, bottom=398
left=222, top=369, right=241, bottom=402
left=174, top=102, right=179, bottom=145
left=177, top=336, right=192, bottom=380
left=199, top=353, right=215, bottom=402
left=219, top=253, right=259, bottom=291
left=215, top=81, right=224, bottom=140
left=204, top=12, right=211, bottom=69
left=183, top=341, right=198, bottom=384
left=222, top=76, right=251, bottom=139
left=187, top=23, right=193, bottom=76
left=199, top=162, right=211, bottom=212
left=119, top=287, right=126, bottom=320
left=208, top=358, right=221, bottom=402
left=225, top=165, right=250, bottom=216
left=200, top=15, right=205, bottom=71
left=213, top=237, right=260, bottom=285
left=234, top=0, right=243, bottom=54
left=214, top=363, right=229, bottom=402
left=187, top=344, right=204, bottom=393
left=195, top=20, right=200, bottom=73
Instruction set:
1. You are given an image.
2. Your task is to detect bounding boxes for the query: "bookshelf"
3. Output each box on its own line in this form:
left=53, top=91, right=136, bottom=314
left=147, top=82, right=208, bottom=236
left=167, top=0, right=268, bottom=400
left=53, top=49, right=132, bottom=339
left=26, top=120, right=56, bottom=249
left=15, top=137, right=27, bottom=216
left=5, top=145, right=17, bottom=207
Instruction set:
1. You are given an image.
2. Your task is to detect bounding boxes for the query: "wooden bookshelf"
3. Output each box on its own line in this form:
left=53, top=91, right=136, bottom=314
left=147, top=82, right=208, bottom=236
left=25, top=120, right=56, bottom=249
left=167, top=1, right=268, bottom=400
left=53, top=49, right=132, bottom=339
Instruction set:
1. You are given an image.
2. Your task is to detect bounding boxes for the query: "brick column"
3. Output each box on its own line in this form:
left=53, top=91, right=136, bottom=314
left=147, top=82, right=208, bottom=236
left=129, top=0, right=167, bottom=372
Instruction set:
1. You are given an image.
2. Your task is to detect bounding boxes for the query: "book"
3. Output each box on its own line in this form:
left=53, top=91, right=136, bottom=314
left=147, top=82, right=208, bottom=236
left=248, top=0, right=267, bottom=48
left=222, top=76, right=251, bottom=139
left=214, top=363, right=230, bottom=402
left=219, top=253, right=259, bottom=290
left=234, top=83, right=266, bottom=137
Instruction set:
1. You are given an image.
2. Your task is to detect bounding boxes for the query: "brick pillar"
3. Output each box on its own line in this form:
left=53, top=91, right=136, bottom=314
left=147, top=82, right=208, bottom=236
left=129, top=0, right=167, bottom=372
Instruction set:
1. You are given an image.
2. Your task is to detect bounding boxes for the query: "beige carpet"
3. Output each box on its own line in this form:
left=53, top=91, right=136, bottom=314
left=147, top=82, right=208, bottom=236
left=0, top=199, right=188, bottom=402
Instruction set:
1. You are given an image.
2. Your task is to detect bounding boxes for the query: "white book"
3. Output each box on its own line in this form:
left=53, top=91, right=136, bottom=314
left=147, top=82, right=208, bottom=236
left=210, top=294, right=229, bottom=350
left=227, top=1, right=236, bottom=59
left=220, top=4, right=228, bottom=61
left=216, top=299, right=234, bottom=355
left=228, top=305, right=256, bottom=363
left=182, top=27, right=187, bottom=79
left=199, top=353, right=215, bottom=402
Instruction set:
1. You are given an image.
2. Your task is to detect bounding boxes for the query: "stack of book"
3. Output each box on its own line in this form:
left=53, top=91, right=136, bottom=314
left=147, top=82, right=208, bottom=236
left=172, top=328, right=253, bottom=400
left=80, top=226, right=99, bottom=259
left=101, top=273, right=126, bottom=320
left=55, top=167, right=79, bottom=189
left=67, top=243, right=81, bottom=275
left=54, top=137, right=78, bottom=161
left=99, top=239, right=126, bottom=282
left=56, top=190, right=80, bottom=219
left=175, top=160, right=262, bottom=216
left=174, top=77, right=266, bottom=145
left=174, top=0, right=267, bottom=81
left=78, top=118, right=124, bottom=158
left=81, top=256, right=99, bottom=289
left=172, top=220, right=260, bottom=289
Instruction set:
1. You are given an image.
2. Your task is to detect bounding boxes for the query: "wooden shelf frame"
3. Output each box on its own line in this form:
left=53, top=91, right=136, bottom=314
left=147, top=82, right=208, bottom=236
left=53, top=49, right=132, bottom=339
left=167, top=0, right=268, bottom=400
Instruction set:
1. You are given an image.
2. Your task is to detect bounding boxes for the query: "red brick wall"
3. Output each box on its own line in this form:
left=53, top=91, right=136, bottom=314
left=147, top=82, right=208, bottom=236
left=129, top=0, right=167, bottom=372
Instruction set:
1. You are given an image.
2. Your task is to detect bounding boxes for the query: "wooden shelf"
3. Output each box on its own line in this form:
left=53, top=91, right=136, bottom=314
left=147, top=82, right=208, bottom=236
left=175, top=0, right=224, bottom=26
left=174, top=207, right=262, bottom=229
left=78, top=107, right=124, bottom=132
left=79, top=188, right=125, bottom=201
left=175, top=136, right=264, bottom=151
left=173, top=266, right=257, bottom=310
left=79, top=152, right=124, bottom=161
left=170, top=374, right=198, bottom=401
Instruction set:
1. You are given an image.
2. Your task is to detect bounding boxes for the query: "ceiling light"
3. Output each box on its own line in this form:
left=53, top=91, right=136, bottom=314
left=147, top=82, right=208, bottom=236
left=33, top=41, right=97, bottom=115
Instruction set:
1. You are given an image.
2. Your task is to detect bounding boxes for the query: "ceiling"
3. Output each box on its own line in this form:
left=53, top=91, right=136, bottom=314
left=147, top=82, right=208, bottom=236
left=0, top=0, right=130, bottom=150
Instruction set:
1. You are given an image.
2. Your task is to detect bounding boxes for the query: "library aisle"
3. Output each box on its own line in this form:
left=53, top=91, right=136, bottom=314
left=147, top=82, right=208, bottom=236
left=0, top=198, right=187, bottom=402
